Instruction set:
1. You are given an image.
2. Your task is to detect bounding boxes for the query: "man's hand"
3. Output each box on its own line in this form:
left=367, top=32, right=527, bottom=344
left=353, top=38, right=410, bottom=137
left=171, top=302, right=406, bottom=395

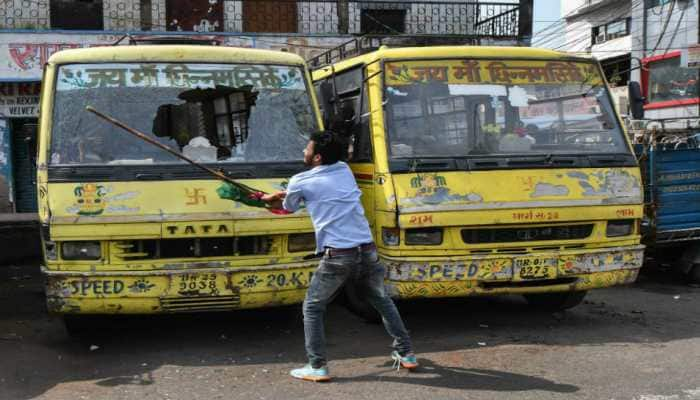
left=260, top=191, right=287, bottom=210
left=260, top=191, right=287, bottom=202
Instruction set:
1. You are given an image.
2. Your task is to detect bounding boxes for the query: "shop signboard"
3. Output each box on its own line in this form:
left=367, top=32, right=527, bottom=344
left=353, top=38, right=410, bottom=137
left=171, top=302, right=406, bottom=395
left=681, top=44, right=700, bottom=68
left=0, top=82, right=41, bottom=118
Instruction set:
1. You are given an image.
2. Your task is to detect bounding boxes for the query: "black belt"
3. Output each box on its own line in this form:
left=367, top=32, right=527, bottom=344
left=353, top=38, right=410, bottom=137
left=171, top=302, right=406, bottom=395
left=324, top=242, right=376, bottom=258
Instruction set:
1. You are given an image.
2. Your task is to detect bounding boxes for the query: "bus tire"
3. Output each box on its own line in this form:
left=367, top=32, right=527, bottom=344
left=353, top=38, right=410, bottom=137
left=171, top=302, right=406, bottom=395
left=688, top=265, right=700, bottom=285
left=343, top=283, right=381, bottom=324
left=524, top=291, right=587, bottom=311
left=62, top=315, right=99, bottom=340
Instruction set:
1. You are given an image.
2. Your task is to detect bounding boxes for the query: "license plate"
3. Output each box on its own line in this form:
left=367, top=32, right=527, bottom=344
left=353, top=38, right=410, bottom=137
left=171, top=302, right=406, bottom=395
left=514, top=257, right=557, bottom=281
left=176, top=273, right=222, bottom=296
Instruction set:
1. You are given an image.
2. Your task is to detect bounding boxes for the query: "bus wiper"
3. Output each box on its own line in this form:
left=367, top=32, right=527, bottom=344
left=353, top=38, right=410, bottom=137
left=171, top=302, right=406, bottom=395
left=504, top=154, right=584, bottom=168
left=408, top=158, right=454, bottom=172
left=389, top=157, right=461, bottom=173
left=527, top=92, right=592, bottom=105
left=587, top=154, right=636, bottom=167
left=504, top=155, right=550, bottom=167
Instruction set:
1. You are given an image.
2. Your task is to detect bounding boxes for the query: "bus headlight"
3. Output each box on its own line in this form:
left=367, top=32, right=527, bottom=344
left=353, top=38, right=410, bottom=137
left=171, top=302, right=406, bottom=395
left=61, top=241, right=101, bottom=260
left=43, top=241, right=57, bottom=261
left=405, top=228, right=443, bottom=245
left=382, top=227, right=400, bottom=246
left=606, top=220, right=634, bottom=237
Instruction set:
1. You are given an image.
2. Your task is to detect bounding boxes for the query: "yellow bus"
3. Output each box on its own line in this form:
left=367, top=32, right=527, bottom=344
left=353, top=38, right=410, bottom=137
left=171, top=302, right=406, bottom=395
left=37, top=45, right=323, bottom=328
left=310, top=45, right=644, bottom=319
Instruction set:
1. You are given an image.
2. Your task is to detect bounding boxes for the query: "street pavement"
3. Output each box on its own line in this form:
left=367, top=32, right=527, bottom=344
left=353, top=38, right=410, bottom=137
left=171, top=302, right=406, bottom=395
left=1, top=263, right=699, bottom=400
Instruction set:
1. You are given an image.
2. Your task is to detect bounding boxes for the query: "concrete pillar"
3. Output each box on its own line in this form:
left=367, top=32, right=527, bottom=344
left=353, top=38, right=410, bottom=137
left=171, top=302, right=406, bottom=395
left=519, top=0, right=533, bottom=44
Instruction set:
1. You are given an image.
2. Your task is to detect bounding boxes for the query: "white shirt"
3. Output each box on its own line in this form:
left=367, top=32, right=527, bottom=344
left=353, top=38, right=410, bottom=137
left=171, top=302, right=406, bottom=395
left=283, top=162, right=374, bottom=253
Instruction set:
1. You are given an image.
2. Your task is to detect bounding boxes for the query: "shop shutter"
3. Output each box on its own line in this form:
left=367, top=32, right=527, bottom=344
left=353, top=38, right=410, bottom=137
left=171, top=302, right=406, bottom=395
left=11, top=123, right=37, bottom=213
left=0, top=119, right=12, bottom=213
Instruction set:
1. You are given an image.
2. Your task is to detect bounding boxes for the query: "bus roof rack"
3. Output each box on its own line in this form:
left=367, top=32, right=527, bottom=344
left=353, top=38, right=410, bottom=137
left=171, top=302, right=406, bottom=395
left=124, top=35, right=223, bottom=46
left=307, top=35, right=480, bottom=70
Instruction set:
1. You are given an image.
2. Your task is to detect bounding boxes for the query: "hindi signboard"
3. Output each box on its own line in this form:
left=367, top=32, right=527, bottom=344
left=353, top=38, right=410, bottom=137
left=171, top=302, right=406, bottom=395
left=682, top=44, right=700, bottom=68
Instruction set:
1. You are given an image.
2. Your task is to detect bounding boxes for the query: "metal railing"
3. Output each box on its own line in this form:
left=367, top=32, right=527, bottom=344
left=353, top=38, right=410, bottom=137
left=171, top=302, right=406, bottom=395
left=306, top=36, right=382, bottom=69
left=305, top=2, right=522, bottom=70
left=0, top=0, right=523, bottom=38
left=307, top=35, right=483, bottom=69
left=474, top=2, right=520, bottom=38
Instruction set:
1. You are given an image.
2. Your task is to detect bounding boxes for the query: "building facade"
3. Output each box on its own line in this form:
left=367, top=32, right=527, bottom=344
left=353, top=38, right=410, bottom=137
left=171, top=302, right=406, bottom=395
left=0, top=0, right=532, bottom=217
left=559, top=0, right=633, bottom=113
left=630, top=0, right=700, bottom=119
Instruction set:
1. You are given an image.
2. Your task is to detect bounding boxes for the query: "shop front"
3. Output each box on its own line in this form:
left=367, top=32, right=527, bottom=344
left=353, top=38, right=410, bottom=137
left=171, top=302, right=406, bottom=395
left=0, top=82, right=40, bottom=214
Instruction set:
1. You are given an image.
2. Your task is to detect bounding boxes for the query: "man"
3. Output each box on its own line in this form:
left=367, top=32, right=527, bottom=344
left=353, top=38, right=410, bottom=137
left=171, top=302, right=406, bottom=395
left=261, top=130, right=417, bottom=382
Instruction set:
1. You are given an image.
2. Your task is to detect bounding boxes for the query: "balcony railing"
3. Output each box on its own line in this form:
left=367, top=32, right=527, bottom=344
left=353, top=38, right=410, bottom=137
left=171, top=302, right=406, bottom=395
left=474, top=3, right=520, bottom=38
left=306, top=35, right=481, bottom=69
left=0, top=0, right=524, bottom=39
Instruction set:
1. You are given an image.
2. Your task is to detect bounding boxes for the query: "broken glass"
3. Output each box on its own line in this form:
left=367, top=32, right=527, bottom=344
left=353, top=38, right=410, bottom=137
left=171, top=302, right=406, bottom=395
left=50, top=63, right=317, bottom=165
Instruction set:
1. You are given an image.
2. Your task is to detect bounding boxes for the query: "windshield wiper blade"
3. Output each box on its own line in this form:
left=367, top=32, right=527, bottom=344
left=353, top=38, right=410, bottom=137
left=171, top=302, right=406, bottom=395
left=503, top=155, right=587, bottom=168
left=407, top=158, right=455, bottom=171
left=504, top=156, right=549, bottom=167
left=587, top=154, right=636, bottom=167
left=390, top=158, right=462, bottom=173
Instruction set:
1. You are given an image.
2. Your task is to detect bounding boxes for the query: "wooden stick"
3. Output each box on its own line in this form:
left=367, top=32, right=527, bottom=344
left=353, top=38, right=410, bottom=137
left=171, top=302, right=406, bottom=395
left=85, top=106, right=261, bottom=194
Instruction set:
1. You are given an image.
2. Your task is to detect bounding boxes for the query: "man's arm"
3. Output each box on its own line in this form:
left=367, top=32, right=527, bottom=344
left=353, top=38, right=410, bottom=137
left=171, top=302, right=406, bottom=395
left=262, top=177, right=304, bottom=212
left=260, top=191, right=287, bottom=210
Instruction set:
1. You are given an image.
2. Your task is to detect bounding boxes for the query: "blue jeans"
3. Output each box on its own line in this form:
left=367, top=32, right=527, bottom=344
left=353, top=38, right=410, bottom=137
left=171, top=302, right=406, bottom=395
left=303, top=245, right=413, bottom=368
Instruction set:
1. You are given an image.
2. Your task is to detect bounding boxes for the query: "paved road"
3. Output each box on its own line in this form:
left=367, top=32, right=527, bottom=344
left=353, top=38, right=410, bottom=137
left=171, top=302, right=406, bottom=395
left=1, top=263, right=700, bottom=400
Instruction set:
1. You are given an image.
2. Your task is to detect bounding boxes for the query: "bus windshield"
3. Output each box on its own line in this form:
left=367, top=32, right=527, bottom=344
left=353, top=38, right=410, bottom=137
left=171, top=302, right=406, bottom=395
left=50, top=63, right=317, bottom=165
left=384, top=59, right=629, bottom=159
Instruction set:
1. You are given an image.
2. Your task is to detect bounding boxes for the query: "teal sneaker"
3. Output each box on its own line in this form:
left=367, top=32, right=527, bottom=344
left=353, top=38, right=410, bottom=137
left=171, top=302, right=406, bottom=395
left=391, top=351, right=418, bottom=370
left=290, top=364, right=331, bottom=382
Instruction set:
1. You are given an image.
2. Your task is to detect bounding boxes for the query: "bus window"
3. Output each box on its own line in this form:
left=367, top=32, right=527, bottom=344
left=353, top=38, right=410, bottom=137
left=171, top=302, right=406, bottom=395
left=50, top=63, right=317, bottom=165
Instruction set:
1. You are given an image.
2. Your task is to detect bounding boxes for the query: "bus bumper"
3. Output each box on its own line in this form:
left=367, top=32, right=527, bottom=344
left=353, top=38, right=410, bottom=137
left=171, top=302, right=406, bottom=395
left=43, top=260, right=319, bottom=314
left=382, top=245, right=644, bottom=299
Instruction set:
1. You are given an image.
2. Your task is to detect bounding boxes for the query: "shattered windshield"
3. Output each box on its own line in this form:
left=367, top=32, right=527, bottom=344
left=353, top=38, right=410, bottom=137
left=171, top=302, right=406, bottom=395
left=384, top=59, right=629, bottom=159
left=50, top=63, right=317, bottom=165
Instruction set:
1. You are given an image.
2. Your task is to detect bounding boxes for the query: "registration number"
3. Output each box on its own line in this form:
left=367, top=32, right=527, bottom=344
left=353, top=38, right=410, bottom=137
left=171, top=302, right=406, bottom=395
left=178, top=273, right=220, bottom=295
left=514, top=257, right=557, bottom=280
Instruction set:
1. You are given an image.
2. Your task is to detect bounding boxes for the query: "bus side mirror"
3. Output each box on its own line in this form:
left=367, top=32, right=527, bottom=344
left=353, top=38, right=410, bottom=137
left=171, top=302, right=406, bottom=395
left=628, top=81, right=645, bottom=120
left=319, top=81, right=335, bottom=127
left=328, top=100, right=357, bottom=138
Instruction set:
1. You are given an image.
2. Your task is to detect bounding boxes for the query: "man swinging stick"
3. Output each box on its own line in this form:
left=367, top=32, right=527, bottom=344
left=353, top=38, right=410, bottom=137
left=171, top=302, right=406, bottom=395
left=261, top=130, right=417, bottom=382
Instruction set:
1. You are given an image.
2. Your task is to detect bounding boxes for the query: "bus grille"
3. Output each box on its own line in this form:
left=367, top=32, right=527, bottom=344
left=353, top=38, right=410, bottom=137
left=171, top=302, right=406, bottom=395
left=461, top=224, right=594, bottom=244
left=114, top=236, right=273, bottom=260
left=160, top=294, right=241, bottom=312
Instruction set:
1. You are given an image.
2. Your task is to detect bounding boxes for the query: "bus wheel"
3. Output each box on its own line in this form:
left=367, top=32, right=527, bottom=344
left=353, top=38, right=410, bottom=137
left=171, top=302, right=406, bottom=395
left=62, top=315, right=100, bottom=340
left=524, top=291, right=587, bottom=311
left=343, top=283, right=381, bottom=323
left=688, top=265, right=700, bottom=285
